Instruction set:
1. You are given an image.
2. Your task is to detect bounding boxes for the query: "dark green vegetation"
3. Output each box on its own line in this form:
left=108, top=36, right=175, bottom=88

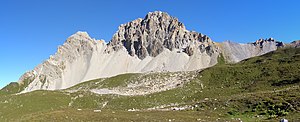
left=1, top=48, right=300, bottom=121
left=1, top=78, right=33, bottom=94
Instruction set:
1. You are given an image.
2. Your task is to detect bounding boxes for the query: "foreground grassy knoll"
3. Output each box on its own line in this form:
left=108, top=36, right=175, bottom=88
left=1, top=47, right=300, bottom=121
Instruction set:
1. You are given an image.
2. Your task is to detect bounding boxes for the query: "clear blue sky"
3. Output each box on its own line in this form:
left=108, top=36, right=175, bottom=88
left=0, top=0, right=299, bottom=88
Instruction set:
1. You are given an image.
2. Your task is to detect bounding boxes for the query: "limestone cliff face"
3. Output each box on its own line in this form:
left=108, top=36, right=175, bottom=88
left=20, top=32, right=106, bottom=92
left=106, top=11, right=217, bottom=59
left=15, top=11, right=283, bottom=93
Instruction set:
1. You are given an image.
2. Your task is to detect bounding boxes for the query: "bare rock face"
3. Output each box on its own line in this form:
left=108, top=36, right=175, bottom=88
left=221, top=38, right=283, bottom=63
left=252, top=38, right=284, bottom=47
left=289, top=40, right=300, bottom=48
left=19, top=32, right=106, bottom=92
left=106, top=11, right=216, bottom=59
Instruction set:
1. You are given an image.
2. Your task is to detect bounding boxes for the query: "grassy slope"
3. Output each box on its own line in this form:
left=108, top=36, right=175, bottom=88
left=0, top=48, right=300, bottom=121
left=1, top=78, right=33, bottom=94
left=0, top=91, right=70, bottom=121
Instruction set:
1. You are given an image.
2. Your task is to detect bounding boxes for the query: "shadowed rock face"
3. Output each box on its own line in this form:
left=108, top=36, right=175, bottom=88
left=106, top=11, right=216, bottom=59
left=252, top=38, right=284, bottom=47
left=289, top=40, right=300, bottom=48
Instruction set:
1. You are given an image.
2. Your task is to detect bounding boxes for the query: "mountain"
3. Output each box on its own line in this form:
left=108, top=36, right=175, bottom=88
left=1, top=11, right=300, bottom=121
left=1, top=46, right=299, bottom=121
left=222, top=38, right=283, bottom=63
left=6, top=11, right=283, bottom=93
left=288, top=40, right=300, bottom=48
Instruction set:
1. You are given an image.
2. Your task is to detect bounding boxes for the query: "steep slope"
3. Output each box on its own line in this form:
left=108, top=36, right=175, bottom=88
left=16, top=32, right=106, bottom=92
left=221, top=38, right=283, bottom=63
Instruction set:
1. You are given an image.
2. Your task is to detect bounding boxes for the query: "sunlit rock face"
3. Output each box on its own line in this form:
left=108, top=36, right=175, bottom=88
left=289, top=40, right=300, bottom=48
left=19, top=32, right=107, bottom=92
left=106, top=11, right=217, bottom=59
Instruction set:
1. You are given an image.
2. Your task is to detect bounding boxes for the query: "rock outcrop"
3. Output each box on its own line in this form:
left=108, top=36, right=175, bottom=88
left=106, top=11, right=216, bottom=59
left=289, top=40, right=300, bottom=48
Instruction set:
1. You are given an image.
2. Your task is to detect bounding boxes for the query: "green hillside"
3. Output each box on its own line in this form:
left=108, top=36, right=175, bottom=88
left=1, top=47, right=300, bottom=121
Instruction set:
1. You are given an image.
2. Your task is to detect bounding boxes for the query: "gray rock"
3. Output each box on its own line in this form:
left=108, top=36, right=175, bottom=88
left=280, top=118, right=288, bottom=122
left=205, top=45, right=214, bottom=56
left=289, top=40, right=300, bottom=48
left=252, top=38, right=283, bottom=48
left=221, top=38, right=283, bottom=63
left=184, top=46, right=194, bottom=56
left=199, top=44, right=206, bottom=53
left=106, top=11, right=216, bottom=59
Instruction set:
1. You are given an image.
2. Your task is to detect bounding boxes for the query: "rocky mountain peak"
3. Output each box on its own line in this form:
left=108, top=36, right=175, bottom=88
left=65, top=31, right=92, bottom=44
left=290, top=40, right=300, bottom=48
left=253, top=38, right=274, bottom=45
left=73, top=31, right=90, bottom=37
left=144, top=11, right=186, bottom=30
left=106, top=11, right=216, bottom=59
left=252, top=38, right=284, bottom=48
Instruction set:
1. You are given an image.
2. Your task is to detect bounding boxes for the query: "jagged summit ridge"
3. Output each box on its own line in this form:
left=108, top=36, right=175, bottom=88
left=252, top=38, right=283, bottom=47
left=106, top=11, right=216, bottom=59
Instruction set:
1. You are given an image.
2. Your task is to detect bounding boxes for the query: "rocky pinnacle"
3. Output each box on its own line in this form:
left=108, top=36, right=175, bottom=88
left=106, top=11, right=216, bottom=59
